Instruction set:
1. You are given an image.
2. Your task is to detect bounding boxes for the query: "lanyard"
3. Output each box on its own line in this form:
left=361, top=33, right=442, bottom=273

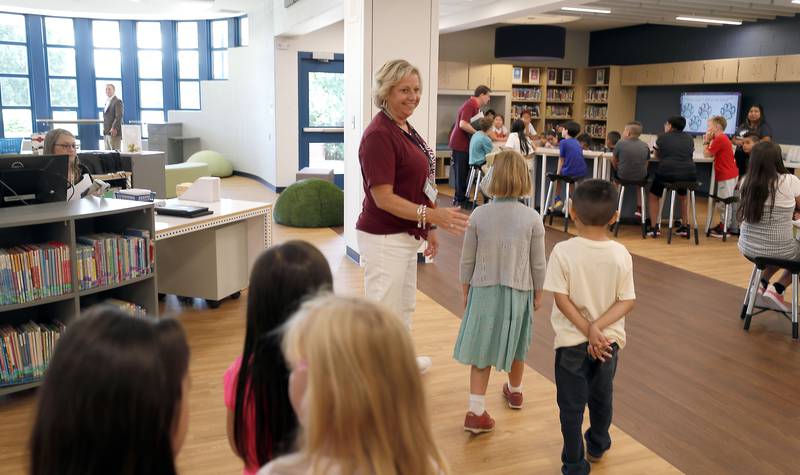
left=383, top=109, right=436, bottom=182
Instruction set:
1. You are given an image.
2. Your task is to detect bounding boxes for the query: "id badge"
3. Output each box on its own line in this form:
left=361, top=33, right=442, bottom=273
left=423, top=180, right=438, bottom=204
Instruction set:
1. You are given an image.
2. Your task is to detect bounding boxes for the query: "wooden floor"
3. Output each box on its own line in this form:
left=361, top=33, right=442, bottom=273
left=0, top=177, right=679, bottom=474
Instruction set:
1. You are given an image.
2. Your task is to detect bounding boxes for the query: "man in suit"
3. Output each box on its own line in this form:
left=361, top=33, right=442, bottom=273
left=103, top=83, right=123, bottom=151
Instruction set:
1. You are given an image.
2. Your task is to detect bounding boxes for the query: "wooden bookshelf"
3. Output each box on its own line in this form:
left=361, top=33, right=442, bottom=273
left=0, top=198, right=158, bottom=395
left=510, top=66, right=544, bottom=129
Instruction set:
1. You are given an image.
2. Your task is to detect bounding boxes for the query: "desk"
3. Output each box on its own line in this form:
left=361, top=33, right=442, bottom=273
left=154, top=198, right=273, bottom=307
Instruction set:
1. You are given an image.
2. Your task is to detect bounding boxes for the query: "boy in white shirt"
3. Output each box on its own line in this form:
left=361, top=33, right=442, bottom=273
left=544, top=179, right=636, bottom=475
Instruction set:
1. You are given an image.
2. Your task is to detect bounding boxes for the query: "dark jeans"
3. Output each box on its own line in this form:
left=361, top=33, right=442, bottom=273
left=555, top=342, right=619, bottom=475
left=452, top=150, right=469, bottom=203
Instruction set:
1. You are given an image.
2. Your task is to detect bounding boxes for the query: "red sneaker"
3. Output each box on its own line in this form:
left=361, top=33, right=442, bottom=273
left=464, top=411, right=495, bottom=434
left=503, top=383, right=523, bottom=409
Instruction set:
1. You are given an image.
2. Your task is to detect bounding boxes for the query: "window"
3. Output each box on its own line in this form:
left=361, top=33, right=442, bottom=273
left=0, top=13, right=31, bottom=137
left=44, top=17, right=74, bottom=46
left=136, top=22, right=165, bottom=138
left=177, top=22, right=201, bottom=110
left=210, top=20, right=228, bottom=79
left=239, top=17, right=249, bottom=46
left=46, top=16, right=79, bottom=135
left=93, top=20, right=121, bottom=146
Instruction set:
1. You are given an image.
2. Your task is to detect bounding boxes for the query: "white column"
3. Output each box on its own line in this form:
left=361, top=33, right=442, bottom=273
left=343, top=0, right=439, bottom=260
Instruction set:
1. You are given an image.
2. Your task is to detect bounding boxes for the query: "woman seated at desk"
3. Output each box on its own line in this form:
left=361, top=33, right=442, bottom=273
left=43, top=129, right=104, bottom=201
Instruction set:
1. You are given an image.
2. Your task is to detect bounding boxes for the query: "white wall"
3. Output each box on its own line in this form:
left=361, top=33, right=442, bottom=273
left=169, top=4, right=277, bottom=185
left=439, top=26, right=589, bottom=68
left=273, top=0, right=343, bottom=36
left=274, top=21, right=344, bottom=187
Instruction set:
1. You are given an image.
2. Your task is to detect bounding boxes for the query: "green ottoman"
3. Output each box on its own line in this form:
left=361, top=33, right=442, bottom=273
left=274, top=179, right=344, bottom=227
left=186, top=150, right=234, bottom=178
left=165, top=162, right=210, bottom=198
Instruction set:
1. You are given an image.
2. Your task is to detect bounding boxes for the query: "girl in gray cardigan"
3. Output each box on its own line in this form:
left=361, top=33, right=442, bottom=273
left=453, top=151, right=547, bottom=435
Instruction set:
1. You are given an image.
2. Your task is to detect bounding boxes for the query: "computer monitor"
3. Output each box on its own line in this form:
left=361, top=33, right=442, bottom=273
left=0, top=154, right=70, bottom=207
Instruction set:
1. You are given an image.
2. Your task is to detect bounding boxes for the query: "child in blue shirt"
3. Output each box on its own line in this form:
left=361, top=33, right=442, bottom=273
left=469, top=117, right=495, bottom=167
left=551, top=121, right=587, bottom=212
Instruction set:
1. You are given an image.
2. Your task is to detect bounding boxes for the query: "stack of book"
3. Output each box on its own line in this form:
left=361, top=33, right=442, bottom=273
left=76, top=229, right=154, bottom=290
left=0, top=321, right=65, bottom=386
left=0, top=243, right=72, bottom=306
left=103, top=298, right=147, bottom=317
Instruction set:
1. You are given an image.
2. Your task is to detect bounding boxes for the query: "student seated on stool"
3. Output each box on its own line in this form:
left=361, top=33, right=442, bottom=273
left=468, top=117, right=494, bottom=205
left=647, top=116, right=697, bottom=238
left=738, top=142, right=800, bottom=312
left=612, top=121, right=650, bottom=218
left=605, top=130, right=621, bottom=153
left=549, top=121, right=587, bottom=213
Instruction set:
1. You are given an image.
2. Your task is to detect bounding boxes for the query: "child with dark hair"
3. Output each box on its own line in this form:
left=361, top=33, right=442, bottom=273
left=469, top=117, right=494, bottom=168
left=738, top=132, right=760, bottom=177
left=505, top=119, right=533, bottom=156
left=225, top=240, right=333, bottom=474
left=605, top=131, right=621, bottom=152
left=648, top=116, right=696, bottom=237
left=550, top=121, right=587, bottom=212
left=576, top=133, right=592, bottom=151
left=738, top=142, right=800, bottom=312
left=544, top=129, right=560, bottom=148
left=544, top=179, right=635, bottom=475
left=30, top=306, right=191, bottom=475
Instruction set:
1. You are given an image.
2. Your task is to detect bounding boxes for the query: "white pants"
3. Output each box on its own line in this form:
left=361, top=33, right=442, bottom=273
left=357, top=230, right=420, bottom=329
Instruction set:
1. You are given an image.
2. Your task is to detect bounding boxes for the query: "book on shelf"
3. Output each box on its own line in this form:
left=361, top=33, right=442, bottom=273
left=0, top=242, right=72, bottom=306
left=0, top=320, right=65, bottom=386
left=585, top=87, right=609, bottom=103
left=102, top=298, right=147, bottom=317
left=585, top=123, right=607, bottom=138
left=584, top=105, right=608, bottom=120
left=76, top=230, right=154, bottom=291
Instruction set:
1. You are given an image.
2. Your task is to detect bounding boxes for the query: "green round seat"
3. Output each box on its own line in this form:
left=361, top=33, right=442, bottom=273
left=186, top=150, right=233, bottom=177
left=274, top=179, right=344, bottom=228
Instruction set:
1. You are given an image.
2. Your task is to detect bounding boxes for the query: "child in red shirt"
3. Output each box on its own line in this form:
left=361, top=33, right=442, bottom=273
left=704, top=115, right=739, bottom=236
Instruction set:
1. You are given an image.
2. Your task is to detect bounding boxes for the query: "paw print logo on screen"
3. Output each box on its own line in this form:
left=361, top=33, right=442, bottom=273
left=719, top=103, right=736, bottom=120
left=698, top=103, right=712, bottom=120
left=689, top=115, right=702, bottom=131
left=681, top=103, right=694, bottom=118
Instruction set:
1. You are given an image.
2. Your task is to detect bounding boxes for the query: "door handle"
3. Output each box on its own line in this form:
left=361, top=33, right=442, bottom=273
left=302, top=127, right=344, bottom=133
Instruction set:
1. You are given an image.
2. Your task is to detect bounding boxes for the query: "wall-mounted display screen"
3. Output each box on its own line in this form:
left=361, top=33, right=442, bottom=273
left=680, top=92, right=741, bottom=135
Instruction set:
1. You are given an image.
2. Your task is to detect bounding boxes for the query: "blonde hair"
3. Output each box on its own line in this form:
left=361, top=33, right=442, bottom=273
left=283, top=295, right=448, bottom=475
left=485, top=150, right=532, bottom=198
left=373, top=59, right=422, bottom=109
left=709, top=115, right=727, bottom=131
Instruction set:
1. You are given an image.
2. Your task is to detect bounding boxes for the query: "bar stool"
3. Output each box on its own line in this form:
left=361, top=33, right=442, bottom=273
left=464, top=163, right=485, bottom=209
left=741, top=256, right=799, bottom=339
left=655, top=181, right=700, bottom=245
left=613, top=177, right=649, bottom=239
left=705, top=194, right=740, bottom=242
left=543, top=173, right=578, bottom=233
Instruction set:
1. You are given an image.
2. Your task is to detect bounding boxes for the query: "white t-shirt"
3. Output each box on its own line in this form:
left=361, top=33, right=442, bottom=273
left=543, top=237, right=635, bottom=350
left=526, top=123, right=537, bottom=137
left=504, top=133, right=534, bottom=156
left=491, top=125, right=508, bottom=136
left=771, top=174, right=800, bottom=208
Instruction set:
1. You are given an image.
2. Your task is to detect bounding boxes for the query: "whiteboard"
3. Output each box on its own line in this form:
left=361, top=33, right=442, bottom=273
left=679, top=92, right=741, bottom=135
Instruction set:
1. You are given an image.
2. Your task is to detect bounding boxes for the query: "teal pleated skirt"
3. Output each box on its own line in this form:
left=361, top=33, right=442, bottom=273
left=452, top=285, right=533, bottom=372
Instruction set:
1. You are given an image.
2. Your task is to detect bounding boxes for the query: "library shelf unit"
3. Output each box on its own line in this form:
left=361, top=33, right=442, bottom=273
left=0, top=197, right=157, bottom=395
left=510, top=66, right=544, bottom=128
left=580, top=66, right=637, bottom=149
left=543, top=67, right=576, bottom=134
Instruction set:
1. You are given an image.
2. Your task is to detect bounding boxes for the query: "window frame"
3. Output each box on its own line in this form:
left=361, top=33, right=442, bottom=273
left=44, top=17, right=78, bottom=135
left=176, top=21, right=201, bottom=110
left=0, top=13, right=33, bottom=138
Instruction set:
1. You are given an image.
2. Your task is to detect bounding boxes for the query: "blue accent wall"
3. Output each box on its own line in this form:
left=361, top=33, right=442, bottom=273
left=589, top=15, right=800, bottom=66
left=635, top=83, right=800, bottom=143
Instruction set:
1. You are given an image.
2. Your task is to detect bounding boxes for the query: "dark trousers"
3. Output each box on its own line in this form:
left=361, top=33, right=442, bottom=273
left=452, top=150, right=469, bottom=203
left=555, top=342, right=619, bottom=475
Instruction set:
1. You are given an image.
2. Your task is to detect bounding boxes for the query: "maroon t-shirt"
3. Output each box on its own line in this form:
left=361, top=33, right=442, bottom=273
left=357, top=112, right=433, bottom=239
left=448, top=97, right=480, bottom=152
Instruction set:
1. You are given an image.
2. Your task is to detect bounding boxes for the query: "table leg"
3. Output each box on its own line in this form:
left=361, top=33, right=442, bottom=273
left=539, top=154, right=548, bottom=211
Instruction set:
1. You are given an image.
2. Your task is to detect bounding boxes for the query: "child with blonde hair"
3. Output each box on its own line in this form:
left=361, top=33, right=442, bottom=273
left=259, top=295, right=449, bottom=475
left=453, top=150, right=547, bottom=434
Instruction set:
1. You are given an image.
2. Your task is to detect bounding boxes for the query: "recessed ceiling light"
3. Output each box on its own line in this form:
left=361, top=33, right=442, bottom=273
left=676, top=16, right=742, bottom=25
left=561, top=7, right=611, bottom=14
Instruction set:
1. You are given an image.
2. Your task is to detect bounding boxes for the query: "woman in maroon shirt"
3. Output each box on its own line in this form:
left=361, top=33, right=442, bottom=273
left=357, top=59, right=468, bottom=373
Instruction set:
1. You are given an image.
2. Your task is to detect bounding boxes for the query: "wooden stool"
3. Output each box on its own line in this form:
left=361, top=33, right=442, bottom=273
left=742, top=256, right=800, bottom=339
left=613, top=177, right=648, bottom=239
left=543, top=173, right=578, bottom=233
left=464, top=163, right=485, bottom=209
left=705, top=194, right=740, bottom=242
left=656, top=181, right=700, bottom=245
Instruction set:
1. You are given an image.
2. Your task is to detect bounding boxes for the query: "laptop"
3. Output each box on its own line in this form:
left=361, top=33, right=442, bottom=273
left=155, top=204, right=213, bottom=218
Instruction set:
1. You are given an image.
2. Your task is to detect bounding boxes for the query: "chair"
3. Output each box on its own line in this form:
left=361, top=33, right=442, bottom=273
left=613, top=177, right=648, bottom=239
left=464, top=163, right=485, bottom=209
left=741, top=256, right=800, bottom=339
left=705, top=194, right=740, bottom=242
left=543, top=173, right=578, bottom=233
left=0, top=138, right=23, bottom=154
left=655, top=181, right=700, bottom=245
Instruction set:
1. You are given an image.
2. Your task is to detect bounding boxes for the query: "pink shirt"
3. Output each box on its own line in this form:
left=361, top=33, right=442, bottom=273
left=224, top=357, right=261, bottom=475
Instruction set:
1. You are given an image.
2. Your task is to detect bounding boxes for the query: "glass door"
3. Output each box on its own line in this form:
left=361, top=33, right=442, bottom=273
left=298, top=52, right=344, bottom=188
